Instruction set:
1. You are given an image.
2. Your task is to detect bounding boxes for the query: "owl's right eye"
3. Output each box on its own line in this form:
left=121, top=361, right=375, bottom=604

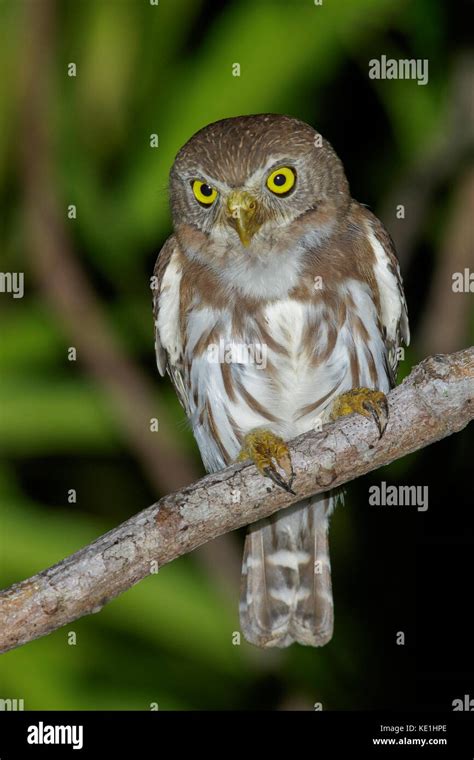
left=192, top=180, right=218, bottom=206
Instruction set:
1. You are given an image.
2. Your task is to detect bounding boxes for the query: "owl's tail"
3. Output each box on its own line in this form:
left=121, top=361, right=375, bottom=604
left=240, top=494, right=334, bottom=648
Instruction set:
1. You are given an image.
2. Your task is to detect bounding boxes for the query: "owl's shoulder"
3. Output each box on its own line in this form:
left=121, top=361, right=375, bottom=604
left=297, top=200, right=409, bottom=382
left=347, top=201, right=410, bottom=380
left=152, top=235, right=184, bottom=376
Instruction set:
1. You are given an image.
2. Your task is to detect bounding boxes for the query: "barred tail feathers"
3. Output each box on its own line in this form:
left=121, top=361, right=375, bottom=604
left=240, top=495, right=334, bottom=648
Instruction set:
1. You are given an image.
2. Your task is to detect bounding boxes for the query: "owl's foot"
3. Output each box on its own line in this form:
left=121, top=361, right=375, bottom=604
left=237, top=430, right=295, bottom=494
left=330, top=387, right=389, bottom=438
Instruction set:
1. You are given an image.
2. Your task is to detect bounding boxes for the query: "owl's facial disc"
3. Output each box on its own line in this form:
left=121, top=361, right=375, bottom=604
left=225, top=190, right=261, bottom=247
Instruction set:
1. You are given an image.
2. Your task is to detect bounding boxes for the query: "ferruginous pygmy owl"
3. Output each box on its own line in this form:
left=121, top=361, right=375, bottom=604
left=152, top=114, right=409, bottom=648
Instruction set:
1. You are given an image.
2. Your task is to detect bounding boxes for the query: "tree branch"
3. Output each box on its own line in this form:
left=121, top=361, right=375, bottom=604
left=1, top=349, right=472, bottom=654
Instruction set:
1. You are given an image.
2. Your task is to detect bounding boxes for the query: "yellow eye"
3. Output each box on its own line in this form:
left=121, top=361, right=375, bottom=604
left=192, top=180, right=218, bottom=205
left=266, top=166, right=296, bottom=195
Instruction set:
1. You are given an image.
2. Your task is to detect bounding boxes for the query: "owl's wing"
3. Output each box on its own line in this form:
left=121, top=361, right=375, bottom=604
left=360, top=208, right=410, bottom=386
left=152, top=236, right=189, bottom=414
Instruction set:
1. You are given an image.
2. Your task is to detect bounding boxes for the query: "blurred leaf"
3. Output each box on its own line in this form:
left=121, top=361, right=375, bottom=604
left=0, top=377, right=118, bottom=453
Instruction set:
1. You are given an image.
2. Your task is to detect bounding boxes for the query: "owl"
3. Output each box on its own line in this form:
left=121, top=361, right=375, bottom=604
left=152, top=114, right=409, bottom=648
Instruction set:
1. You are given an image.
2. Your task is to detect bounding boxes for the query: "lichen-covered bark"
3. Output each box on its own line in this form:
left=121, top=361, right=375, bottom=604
left=0, top=348, right=472, bottom=654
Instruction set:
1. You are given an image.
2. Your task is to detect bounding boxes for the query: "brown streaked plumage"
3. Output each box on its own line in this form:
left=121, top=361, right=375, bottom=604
left=152, top=114, right=409, bottom=648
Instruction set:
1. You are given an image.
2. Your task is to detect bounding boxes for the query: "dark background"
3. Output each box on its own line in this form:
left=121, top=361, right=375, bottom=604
left=0, top=0, right=472, bottom=710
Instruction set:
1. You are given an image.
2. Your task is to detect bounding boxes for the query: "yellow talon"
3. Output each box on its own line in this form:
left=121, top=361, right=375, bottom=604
left=330, top=387, right=389, bottom=437
left=238, top=429, right=295, bottom=494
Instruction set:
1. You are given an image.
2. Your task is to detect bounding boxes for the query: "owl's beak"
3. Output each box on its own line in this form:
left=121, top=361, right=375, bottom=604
left=226, top=190, right=261, bottom=246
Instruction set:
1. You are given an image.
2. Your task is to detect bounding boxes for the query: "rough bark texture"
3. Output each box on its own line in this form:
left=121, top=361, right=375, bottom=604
left=0, top=349, right=472, bottom=654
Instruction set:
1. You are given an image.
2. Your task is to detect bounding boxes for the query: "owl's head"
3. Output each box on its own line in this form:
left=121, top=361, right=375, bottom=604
left=169, top=114, right=350, bottom=268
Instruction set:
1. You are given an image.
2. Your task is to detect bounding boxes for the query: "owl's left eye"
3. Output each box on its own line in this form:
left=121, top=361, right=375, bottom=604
left=192, top=180, right=218, bottom=206
left=266, top=166, right=296, bottom=195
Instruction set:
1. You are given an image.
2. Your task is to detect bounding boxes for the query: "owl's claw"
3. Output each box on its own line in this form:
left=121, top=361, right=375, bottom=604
left=237, top=430, right=296, bottom=494
left=263, top=465, right=296, bottom=495
left=330, top=387, right=389, bottom=438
